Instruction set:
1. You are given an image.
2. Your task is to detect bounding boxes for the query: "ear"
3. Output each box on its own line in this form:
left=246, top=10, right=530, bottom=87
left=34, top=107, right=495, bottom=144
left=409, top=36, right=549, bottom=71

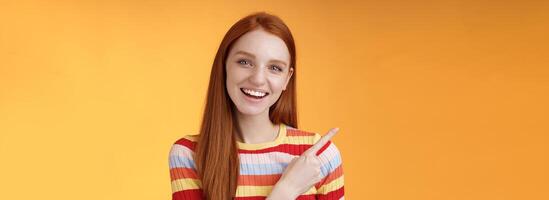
left=283, top=67, right=294, bottom=91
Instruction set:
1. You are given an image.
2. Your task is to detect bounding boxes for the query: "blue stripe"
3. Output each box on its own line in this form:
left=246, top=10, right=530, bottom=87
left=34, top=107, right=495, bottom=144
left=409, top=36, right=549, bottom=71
left=239, top=163, right=288, bottom=175
left=169, top=155, right=196, bottom=169
left=320, top=154, right=342, bottom=177
left=169, top=153, right=341, bottom=177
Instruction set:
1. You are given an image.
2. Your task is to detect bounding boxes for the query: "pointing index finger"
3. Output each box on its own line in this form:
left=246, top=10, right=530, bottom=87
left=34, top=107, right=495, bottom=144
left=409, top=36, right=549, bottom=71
left=304, top=127, right=339, bottom=156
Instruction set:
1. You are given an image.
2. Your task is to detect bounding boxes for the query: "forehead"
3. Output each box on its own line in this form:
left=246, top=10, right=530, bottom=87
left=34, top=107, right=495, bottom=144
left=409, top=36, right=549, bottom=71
left=229, top=29, right=290, bottom=63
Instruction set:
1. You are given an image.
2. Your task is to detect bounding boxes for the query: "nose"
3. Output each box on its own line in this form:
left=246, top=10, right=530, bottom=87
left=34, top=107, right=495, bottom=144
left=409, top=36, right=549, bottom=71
left=248, top=66, right=267, bottom=86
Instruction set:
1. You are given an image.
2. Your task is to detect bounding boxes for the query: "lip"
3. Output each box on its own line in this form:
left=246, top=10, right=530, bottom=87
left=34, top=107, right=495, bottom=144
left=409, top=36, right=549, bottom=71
left=240, top=87, right=269, bottom=94
left=240, top=88, right=269, bottom=103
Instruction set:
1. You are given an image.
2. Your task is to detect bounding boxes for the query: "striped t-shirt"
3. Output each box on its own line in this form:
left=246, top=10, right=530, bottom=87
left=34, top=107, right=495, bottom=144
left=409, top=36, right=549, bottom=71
left=168, top=123, right=344, bottom=199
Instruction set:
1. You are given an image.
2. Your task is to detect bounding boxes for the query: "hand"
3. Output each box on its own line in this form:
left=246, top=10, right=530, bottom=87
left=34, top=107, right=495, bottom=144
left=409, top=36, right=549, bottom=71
left=267, top=128, right=340, bottom=199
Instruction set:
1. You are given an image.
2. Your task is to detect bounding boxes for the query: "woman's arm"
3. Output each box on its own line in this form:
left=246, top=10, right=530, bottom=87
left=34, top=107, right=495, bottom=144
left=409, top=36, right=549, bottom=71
left=268, top=128, right=342, bottom=199
left=169, top=141, right=203, bottom=200
left=314, top=140, right=344, bottom=199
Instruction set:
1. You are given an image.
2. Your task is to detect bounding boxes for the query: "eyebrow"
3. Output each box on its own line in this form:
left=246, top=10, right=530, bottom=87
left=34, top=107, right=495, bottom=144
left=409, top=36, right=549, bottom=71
left=234, top=50, right=288, bottom=67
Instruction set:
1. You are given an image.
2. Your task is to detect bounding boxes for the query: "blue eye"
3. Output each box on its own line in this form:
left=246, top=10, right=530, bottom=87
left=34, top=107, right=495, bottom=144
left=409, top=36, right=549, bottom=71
left=270, top=65, right=283, bottom=72
left=237, top=59, right=250, bottom=66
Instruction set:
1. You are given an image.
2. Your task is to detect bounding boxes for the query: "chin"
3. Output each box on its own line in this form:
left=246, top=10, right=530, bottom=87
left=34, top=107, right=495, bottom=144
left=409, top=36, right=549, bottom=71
left=233, top=100, right=274, bottom=116
left=235, top=106, right=268, bottom=116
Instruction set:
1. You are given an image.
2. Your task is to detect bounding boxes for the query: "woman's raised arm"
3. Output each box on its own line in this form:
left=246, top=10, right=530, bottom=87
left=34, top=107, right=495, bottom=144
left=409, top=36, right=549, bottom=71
left=267, top=128, right=343, bottom=199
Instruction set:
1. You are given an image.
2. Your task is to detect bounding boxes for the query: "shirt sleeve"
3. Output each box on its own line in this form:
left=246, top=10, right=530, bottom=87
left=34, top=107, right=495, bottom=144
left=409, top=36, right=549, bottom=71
left=169, top=141, right=203, bottom=200
left=314, top=138, right=345, bottom=199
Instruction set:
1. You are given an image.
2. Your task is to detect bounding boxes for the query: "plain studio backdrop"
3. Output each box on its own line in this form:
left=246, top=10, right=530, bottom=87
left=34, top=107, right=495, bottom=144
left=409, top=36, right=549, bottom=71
left=1, top=0, right=548, bottom=199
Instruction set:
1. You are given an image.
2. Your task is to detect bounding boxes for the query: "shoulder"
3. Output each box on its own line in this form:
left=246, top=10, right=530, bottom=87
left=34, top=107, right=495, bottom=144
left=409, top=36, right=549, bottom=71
left=284, top=125, right=342, bottom=158
left=169, top=134, right=199, bottom=170
left=169, top=135, right=199, bottom=160
left=173, top=134, right=199, bottom=151
left=309, top=130, right=343, bottom=178
left=284, top=125, right=319, bottom=145
left=286, top=126, right=339, bottom=150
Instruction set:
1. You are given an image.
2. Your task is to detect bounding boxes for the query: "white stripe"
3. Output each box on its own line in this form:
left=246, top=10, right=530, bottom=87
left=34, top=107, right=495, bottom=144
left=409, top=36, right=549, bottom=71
left=238, top=143, right=340, bottom=165
left=317, top=143, right=341, bottom=165
left=169, top=144, right=195, bottom=158
left=239, top=151, right=297, bottom=164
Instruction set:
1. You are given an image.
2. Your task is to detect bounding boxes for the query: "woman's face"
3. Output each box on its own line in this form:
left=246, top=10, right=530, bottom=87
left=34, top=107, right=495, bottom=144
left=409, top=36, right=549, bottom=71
left=225, top=28, right=294, bottom=117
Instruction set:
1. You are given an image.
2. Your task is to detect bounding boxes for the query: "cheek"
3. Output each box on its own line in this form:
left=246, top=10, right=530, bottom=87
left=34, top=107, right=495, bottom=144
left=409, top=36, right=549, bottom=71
left=268, top=77, right=288, bottom=91
left=226, top=65, right=243, bottom=84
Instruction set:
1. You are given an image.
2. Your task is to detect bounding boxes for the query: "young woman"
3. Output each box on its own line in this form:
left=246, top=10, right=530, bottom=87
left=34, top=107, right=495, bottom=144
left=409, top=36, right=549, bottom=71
left=169, top=12, right=344, bottom=199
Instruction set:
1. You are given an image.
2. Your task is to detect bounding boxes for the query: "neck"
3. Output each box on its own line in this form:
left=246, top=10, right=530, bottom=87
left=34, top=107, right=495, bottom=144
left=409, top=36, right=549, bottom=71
left=236, top=110, right=278, bottom=144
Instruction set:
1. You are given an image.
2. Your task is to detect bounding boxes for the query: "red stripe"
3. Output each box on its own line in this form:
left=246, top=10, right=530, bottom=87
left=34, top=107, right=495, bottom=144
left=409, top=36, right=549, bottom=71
left=234, top=194, right=316, bottom=200
left=314, top=165, right=343, bottom=189
left=238, top=144, right=312, bottom=155
left=172, top=189, right=203, bottom=200
left=296, top=194, right=317, bottom=200
left=175, top=137, right=196, bottom=151
left=173, top=189, right=340, bottom=200
left=234, top=197, right=264, bottom=200
left=286, top=129, right=315, bottom=136
left=316, top=141, right=332, bottom=156
left=176, top=135, right=333, bottom=156
left=238, top=174, right=281, bottom=186
left=170, top=167, right=199, bottom=180
left=317, top=186, right=344, bottom=199
left=238, top=141, right=333, bottom=156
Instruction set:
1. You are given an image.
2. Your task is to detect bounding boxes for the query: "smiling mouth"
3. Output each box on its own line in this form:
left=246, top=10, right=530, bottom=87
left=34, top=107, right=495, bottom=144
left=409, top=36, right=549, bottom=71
left=240, top=88, right=269, bottom=99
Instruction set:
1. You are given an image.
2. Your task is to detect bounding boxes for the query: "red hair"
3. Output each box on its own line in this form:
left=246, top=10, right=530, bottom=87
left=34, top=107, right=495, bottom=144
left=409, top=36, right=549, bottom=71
left=194, top=12, right=298, bottom=199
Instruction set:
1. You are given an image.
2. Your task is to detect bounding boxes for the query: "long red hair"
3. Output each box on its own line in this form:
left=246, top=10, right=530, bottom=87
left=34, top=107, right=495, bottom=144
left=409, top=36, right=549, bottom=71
left=194, top=12, right=298, bottom=199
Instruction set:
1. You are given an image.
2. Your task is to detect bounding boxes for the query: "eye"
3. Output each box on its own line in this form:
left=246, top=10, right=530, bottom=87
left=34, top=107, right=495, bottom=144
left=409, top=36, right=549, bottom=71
left=237, top=59, right=251, bottom=66
left=269, top=65, right=283, bottom=72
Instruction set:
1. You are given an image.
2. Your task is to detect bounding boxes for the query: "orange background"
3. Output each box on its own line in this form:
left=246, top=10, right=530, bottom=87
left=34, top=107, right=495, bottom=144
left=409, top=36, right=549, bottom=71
left=1, top=0, right=548, bottom=199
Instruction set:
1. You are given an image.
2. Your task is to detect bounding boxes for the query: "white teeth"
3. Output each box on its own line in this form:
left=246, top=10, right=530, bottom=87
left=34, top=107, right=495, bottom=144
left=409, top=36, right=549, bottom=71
left=243, top=88, right=267, bottom=97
